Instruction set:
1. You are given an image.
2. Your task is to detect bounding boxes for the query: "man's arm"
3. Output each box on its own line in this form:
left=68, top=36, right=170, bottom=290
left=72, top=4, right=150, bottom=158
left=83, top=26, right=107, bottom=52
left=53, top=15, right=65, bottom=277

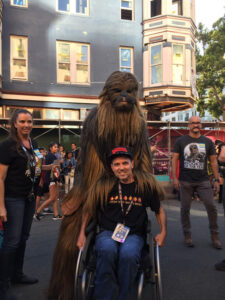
left=154, top=205, right=167, bottom=247
left=172, top=152, right=180, bottom=190
left=0, top=164, right=9, bottom=222
left=77, top=213, right=89, bottom=249
left=209, top=154, right=220, bottom=194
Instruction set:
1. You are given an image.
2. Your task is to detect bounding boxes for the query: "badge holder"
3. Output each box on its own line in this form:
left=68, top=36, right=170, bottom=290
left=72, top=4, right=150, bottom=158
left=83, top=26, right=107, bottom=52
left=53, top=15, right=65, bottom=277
left=112, top=223, right=130, bottom=243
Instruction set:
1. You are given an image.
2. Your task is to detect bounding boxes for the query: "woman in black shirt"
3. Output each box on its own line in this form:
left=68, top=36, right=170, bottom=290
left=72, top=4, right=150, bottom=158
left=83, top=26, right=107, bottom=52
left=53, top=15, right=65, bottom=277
left=0, top=109, right=38, bottom=300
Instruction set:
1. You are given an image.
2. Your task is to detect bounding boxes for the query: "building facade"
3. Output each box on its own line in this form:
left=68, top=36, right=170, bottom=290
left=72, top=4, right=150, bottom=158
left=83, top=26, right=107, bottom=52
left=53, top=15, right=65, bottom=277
left=1, top=0, right=197, bottom=128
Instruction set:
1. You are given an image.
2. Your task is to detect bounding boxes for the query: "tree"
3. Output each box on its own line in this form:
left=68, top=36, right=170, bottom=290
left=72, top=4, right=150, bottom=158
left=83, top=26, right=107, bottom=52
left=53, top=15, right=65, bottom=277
left=196, top=15, right=225, bottom=120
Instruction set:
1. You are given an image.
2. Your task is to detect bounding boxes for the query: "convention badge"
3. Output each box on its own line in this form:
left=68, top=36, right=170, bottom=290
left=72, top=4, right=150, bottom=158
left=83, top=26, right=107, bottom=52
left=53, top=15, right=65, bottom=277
left=112, top=223, right=130, bottom=243
left=34, top=149, right=43, bottom=159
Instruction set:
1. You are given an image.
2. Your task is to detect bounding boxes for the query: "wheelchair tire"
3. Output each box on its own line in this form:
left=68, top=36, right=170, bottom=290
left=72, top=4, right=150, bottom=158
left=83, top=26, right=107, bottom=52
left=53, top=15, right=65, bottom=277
left=148, top=233, right=163, bottom=300
left=74, top=231, right=96, bottom=300
left=154, top=243, right=163, bottom=300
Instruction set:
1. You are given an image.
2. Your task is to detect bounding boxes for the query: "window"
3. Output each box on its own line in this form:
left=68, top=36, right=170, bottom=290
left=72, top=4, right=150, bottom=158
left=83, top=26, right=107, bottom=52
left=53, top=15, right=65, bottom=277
left=58, top=0, right=89, bottom=15
left=11, top=0, right=27, bottom=7
left=171, top=0, right=183, bottom=16
left=10, top=36, right=28, bottom=81
left=119, top=47, right=133, bottom=73
left=150, top=44, right=162, bottom=84
left=63, top=110, right=80, bottom=120
left=57, top=41, right=90, bottom=84
left=172, top=44, right=184, bottom=84
left=121, top=0, right=134, bottom=20
left=151, top=0, right=161, bottom=17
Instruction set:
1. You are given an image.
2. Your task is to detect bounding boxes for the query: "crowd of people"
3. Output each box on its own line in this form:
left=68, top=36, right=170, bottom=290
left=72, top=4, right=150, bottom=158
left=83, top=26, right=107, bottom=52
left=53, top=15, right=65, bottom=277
left=33, top=142, right=79, bottom=221
left=0, top=108, right=225, bottom=300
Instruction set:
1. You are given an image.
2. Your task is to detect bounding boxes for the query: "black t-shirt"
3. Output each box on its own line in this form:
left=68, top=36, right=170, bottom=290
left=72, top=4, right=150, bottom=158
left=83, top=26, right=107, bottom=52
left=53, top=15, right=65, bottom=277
left=173, top=135, right=216, bottom=182
left=45, top=152, right=57, bottom=184
left=0, top=137, right=38, bottom=198
left=98, top=181, right=160, bottom=236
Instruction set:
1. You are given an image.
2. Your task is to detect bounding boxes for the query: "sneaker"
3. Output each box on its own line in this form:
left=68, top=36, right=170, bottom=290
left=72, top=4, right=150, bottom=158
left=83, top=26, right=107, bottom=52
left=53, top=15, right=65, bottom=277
left=33, top=212, right=44, bottom=221
left=43, top=208, right=54, bottom=215
left=215, top=259, right=225, bottom=271
left=52, top=215, right=63, bottom=221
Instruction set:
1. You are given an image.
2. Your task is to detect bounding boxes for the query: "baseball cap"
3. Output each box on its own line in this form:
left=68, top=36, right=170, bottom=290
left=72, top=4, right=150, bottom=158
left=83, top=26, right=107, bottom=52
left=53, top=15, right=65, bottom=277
left=109, top=146, right=133, bottom=162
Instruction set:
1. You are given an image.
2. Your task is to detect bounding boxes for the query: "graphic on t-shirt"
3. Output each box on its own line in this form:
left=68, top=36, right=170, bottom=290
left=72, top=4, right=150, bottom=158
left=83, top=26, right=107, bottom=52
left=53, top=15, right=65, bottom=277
left=109, top=195, right=142, bottom=206
left=184, top=143, right=206, bottom=170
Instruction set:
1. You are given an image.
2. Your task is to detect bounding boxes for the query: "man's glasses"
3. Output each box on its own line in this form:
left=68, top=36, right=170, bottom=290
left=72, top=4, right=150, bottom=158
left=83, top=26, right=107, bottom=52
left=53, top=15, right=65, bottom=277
left=189, top=122, right=201, bottom=125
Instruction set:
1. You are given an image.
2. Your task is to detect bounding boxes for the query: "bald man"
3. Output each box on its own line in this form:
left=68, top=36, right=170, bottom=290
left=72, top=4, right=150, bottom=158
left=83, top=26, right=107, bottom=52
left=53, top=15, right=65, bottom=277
left=172, top=116, right=222, bottom=249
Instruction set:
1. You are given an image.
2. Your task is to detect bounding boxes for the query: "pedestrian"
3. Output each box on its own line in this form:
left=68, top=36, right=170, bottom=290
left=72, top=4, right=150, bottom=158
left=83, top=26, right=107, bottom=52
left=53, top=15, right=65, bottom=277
left=0, top=109, right=38, bottom=300
left=172, top=116, right=222, bottom=249
left=34, top=142, right=62, bottom=221
left=71, top=142, right=79, bottom=161
left=77, top=146, right=166, bottom=300
left=63, top=151, right=76, bottom=194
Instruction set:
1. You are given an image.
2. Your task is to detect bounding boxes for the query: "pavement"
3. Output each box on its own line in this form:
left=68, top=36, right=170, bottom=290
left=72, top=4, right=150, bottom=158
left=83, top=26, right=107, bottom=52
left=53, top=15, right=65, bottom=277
left=11, top=198, right=225, bottom=300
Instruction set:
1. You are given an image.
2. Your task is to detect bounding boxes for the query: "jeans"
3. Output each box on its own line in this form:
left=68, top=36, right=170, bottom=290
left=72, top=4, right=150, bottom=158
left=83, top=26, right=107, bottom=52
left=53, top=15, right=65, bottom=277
left=64, top=174, right=74, bottom=194
left=1, top=197, right=35, bottom=251
left=180, top=180, right=219, bottom=234
left=94, top=230, right=144, bottom=300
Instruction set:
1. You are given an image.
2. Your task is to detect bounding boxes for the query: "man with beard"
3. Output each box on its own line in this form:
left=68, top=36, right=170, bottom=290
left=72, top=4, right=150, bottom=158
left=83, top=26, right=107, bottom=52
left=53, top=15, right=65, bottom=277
left=172, top=116, right=222, bottom=249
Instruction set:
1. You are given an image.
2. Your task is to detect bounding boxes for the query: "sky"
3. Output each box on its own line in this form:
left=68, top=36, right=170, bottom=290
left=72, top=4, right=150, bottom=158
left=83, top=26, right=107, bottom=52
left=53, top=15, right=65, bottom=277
left=195, top=0, right=225, bottom=29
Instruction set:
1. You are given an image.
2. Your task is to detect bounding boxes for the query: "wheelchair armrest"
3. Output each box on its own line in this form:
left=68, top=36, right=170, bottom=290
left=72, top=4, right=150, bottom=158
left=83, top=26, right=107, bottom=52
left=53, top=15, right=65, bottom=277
left=85, top=219, right=97, bottom=235
left=146, top=219, right=152, bottom=233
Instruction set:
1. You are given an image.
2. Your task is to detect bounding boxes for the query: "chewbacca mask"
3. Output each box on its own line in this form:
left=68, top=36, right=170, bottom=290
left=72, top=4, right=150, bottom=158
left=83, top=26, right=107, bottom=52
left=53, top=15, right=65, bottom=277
left=47, top=71, right=164, bottom=300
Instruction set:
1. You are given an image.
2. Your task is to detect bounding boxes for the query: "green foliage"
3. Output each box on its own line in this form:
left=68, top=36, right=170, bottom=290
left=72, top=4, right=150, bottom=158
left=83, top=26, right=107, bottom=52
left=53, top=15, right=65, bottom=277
left=196, top=15, right=225, bottom=120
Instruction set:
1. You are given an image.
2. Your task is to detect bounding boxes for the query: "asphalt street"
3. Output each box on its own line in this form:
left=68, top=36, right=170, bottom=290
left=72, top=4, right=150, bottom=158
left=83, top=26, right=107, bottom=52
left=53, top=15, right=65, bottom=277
left=11, top=199, right=225, bottom=300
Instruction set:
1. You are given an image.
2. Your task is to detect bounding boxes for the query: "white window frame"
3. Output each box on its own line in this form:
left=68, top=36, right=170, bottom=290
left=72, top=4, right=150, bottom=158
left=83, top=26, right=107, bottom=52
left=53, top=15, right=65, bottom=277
left=119, top=47, right=134, bottom=73
left=56, top=41, right=90, bottom=85
left=11, top=0, right=28, bottom=8
left=150, top=44, right=162, bottom=85
left=121, top=0, right=134, bottom=21
left=57, top=0, right=89, bottom=16
left=10, top=35, right=28, bottom=81
left=172, top=44, right=184, bottom=84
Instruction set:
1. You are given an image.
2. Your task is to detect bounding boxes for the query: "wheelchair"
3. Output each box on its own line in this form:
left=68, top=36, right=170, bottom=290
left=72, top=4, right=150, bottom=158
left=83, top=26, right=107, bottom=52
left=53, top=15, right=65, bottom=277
left=74, top=218, right=163, bottom=300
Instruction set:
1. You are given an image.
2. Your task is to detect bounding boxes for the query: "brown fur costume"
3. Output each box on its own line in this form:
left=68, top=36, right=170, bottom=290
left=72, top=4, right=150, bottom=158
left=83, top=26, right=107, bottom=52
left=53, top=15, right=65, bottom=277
left=48, top=71, right=164, bottom=300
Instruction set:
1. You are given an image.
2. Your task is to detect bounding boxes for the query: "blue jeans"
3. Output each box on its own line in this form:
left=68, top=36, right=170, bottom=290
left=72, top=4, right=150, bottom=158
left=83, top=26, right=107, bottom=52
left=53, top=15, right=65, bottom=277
left=94, top=230, right=144, bottom=300
left=1, top=197, right=35, bottom=251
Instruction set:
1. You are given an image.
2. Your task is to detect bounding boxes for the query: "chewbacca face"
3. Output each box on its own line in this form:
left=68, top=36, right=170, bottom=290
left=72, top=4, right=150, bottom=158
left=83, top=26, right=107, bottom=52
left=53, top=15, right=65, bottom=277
left=100, top=71, right=139, bottom=112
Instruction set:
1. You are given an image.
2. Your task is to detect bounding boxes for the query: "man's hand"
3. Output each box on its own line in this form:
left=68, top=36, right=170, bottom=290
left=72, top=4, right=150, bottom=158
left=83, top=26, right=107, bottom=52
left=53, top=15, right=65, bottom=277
left=77, top=231, right=86, bottom=250
left=154, top=231, right=166, bottom=247
left=0, top=206, right=7, bottom=222
left=173, top=178, right=180, bottom=191
left=213, top=181, right=220, bottom=195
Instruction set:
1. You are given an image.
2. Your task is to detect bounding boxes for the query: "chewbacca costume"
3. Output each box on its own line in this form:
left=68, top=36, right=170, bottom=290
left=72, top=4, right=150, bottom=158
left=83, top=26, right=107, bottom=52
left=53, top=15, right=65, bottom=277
left=48, top=71, right=164, bottom=300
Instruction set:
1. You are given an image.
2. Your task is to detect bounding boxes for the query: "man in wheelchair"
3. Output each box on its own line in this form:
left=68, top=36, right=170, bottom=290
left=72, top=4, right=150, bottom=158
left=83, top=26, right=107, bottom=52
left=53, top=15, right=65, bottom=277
left=77, top=146, right=167, bottom=300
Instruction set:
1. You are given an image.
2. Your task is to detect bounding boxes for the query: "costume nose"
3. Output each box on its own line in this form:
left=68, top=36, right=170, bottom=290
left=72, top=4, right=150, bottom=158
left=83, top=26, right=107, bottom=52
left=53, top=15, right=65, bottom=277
left=121, top=91, right=128, bottom=97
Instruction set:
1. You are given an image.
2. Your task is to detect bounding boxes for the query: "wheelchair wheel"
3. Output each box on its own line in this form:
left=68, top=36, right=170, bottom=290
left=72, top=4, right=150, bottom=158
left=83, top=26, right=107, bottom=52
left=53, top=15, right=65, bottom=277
left=154, top=243, right=163, bottom=300
left=74, top=230, right=96, bottom=300
left=149, top=232, right=163, bottom=300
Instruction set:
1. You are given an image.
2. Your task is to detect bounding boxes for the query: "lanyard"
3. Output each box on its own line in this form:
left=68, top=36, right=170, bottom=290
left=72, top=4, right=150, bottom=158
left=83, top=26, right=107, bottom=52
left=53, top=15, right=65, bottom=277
left=21, top=139, right=36, bottom=183
left=118, top=182, right=135, bottom=221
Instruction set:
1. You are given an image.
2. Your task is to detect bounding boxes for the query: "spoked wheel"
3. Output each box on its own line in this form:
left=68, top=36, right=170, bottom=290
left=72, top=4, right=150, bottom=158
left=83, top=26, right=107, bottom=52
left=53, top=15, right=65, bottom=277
left=81, top=267, right=95, bottom=300
left=74, top=231, right=96, bottom=300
